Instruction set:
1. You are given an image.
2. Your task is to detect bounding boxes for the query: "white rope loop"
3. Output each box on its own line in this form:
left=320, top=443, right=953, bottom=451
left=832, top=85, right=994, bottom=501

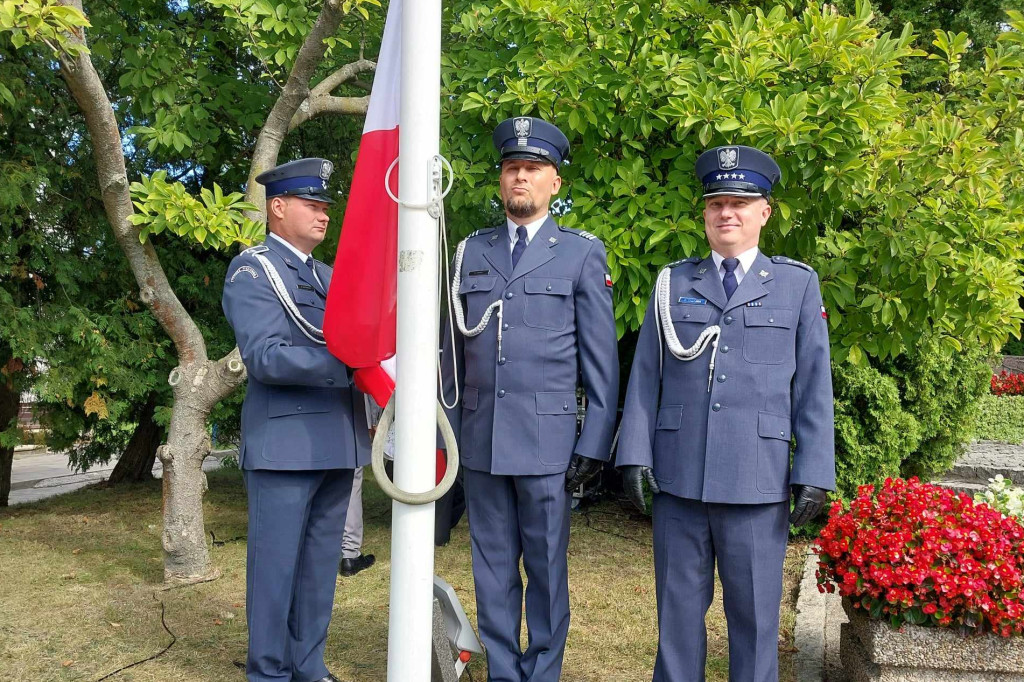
left=654, top=265, right=721, bottom=390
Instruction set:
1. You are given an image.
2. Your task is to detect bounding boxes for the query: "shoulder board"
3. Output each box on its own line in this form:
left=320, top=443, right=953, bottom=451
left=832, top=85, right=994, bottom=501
left=460, top=227, right=496, bottom=245
left=667, top=256, right=702, bottom=268
left=557, top=225, right=598, bottom=241
left=242, top=245, right=269, bottom=256
left=771, top=255, right=814, bottom=272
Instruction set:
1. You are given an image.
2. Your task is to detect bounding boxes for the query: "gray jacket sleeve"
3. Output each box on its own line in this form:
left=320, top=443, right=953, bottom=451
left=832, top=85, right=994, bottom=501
left=790, top=271, right=836, bottom=490
left=616, top=290, right=660, bottom=469
left=573, top=239, right=620, bottom=462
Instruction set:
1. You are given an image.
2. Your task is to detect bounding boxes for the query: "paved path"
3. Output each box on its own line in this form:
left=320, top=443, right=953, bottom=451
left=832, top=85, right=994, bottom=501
left=8, top=447, right=235, bottom=505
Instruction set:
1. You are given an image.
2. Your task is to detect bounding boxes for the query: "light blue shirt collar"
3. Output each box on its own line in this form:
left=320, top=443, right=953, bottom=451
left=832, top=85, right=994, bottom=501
left=711, top=246, right=759, bottom=285
left=506, top=214, right=549, bottom=253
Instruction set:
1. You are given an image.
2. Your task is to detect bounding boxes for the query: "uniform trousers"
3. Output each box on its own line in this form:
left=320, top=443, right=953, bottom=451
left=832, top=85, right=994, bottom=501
left=464, top=469, right=572, bottom=682
left=244, top=468, right=354, bottom=682
left=341, top=466, right=364, bottom=560
left=652, top=494, right=789, bottom=682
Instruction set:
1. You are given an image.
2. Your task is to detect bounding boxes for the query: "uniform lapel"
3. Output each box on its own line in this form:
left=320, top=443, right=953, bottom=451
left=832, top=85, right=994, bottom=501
left=724, top=251, right=773, bottom=312
left=481, top=228, right=512, bottom=281
left=265, top=237, right=322, bottom=296
left=506, top=216, right=557, bottom=284
left=689, top=256, right=728, bottom=310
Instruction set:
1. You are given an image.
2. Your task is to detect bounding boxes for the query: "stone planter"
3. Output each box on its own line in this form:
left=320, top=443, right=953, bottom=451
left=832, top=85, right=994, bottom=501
left=840, top=599, right=1024, bottom=681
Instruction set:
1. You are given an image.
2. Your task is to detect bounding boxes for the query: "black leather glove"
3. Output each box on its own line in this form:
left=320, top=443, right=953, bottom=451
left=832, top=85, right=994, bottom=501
left=622, top=465, right=661, bottom=513
left=789, top=484, right=828, bottom=526
left=564, top=454, right=603, bottom=492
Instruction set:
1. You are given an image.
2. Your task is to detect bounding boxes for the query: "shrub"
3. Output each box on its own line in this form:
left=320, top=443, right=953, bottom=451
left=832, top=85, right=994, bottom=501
left=816, top=477, right=1024, bottom=637
left=992, top=371, right=1024, bottom=397
left=975, top=475, right=1024, bottom=523
left=832, top=361, right=918, bottom=500
left=831, top=341, right=989, bottom=499
left=974, top=395, right=1024, bottom=444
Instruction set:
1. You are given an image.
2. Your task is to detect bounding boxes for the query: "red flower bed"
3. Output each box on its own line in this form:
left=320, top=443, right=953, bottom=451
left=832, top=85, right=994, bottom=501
left=992, top=371, right=1024, bottom=397
left=815, top=477, right=1024, bottom=637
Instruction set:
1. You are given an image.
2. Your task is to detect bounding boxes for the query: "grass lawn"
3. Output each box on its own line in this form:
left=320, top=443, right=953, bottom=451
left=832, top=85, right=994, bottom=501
left=0, top=468, right=805, bottom=681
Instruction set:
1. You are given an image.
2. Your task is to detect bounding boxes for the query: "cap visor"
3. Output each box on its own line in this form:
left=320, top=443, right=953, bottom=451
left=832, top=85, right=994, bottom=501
left=501, top=152, right=558, bottom=165
left=703, top=190, right=767, bottom=199
left=292, top=193, right=335, bottom=204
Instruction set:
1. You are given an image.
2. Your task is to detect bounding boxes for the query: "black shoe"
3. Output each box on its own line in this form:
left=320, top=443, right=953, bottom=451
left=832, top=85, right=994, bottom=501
left=339, top=553, right=375, bottom=577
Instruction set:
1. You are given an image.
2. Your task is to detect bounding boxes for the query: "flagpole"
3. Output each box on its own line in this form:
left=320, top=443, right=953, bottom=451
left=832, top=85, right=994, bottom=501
left=387, top=0, right=442, bottom=677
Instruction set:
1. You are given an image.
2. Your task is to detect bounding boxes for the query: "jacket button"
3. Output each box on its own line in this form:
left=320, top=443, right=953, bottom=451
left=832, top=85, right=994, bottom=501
left=498, top=390, right=506, bottom=398
left=505, top=292, right=513, bottom=300
left=563, top=403, right=569, bottom=411
left=724, top=316, right=734, bottom=325
left=472, top=283, right=478, bottom=289
left=717, top=374, right=726, bottom=383
left=326, top=378, right=335, bottom=385
left=684, top=313, right=691, bottom=319
left=720, top=345, right=730, bottom=353
left=780, top=431, right=786, bottom=436
left=546, top=284, right=552, bottom=291
left=502, top=323, right=509, bottom=331
left=768, top=317, right=775, bottom=324
left=712, top=403, right=721, bottom=412
left=498, top=357, right=506, bottom=365
left=297, top=405, right=303, bottom=411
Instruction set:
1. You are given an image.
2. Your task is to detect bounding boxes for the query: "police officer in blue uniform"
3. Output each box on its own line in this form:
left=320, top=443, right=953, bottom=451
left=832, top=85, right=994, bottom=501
left=222, top=158, right=370, bottom=682
left=440, top=117, right=619, bottom=682
left=617, top=146, right=835, bottom=682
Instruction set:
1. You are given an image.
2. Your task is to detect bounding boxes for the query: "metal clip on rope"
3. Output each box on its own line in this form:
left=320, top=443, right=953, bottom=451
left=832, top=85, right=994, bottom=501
left=384, top=155, right=454, bottom=218
left=654, top=266, right=721, bottom=391
left=370, top=393, right=460, bottom=505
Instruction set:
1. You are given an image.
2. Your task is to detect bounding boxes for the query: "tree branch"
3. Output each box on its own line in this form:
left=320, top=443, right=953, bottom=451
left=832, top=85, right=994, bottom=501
left=56, top=0, right=209, bottom=367
left=310, top=57, right=375, bottom=99
left=244, top=0, right=351, bottom=222
left=289, top=94, right=370, bottom=131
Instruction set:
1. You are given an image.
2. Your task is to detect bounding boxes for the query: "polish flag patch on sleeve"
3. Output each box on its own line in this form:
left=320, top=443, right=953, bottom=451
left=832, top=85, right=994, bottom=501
left=820, top=305, right=828, bottom=319
left=605, top=273, right=613, bottom=288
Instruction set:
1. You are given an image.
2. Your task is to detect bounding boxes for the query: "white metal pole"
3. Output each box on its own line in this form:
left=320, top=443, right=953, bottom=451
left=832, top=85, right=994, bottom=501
left=387, top=0, right=441, bottom=677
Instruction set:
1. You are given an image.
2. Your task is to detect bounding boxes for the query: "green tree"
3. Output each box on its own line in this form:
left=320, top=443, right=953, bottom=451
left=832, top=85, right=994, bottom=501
left=3, top=0, right=377, bottom=579
left=440, top=0, right=1024, bottom=491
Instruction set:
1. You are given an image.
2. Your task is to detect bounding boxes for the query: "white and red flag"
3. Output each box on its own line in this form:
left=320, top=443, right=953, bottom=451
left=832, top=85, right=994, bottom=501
left=323, top=0, right=402, bottom=406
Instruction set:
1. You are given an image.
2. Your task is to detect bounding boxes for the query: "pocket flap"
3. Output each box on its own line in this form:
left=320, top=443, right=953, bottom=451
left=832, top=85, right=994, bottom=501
left=656, top=405, right=684, bottom=430
left=459, top=276, right=498, bottom=294
left=670, top=305, right=713, bottom=323
left=758, top=411, right=792, bottom=440
left=525, top=277, right=572, bottom=296
left=462, top=385, right=479, bottom=411
left=744, top=307, right=794, bottom=328
left=268, top=388, right=333, bottom=418
left=536, top=391, right=576, bottom=415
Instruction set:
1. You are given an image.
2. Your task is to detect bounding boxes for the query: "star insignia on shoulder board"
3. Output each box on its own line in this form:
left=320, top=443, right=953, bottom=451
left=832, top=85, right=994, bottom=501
left=759, top=270, right=769, bottom=278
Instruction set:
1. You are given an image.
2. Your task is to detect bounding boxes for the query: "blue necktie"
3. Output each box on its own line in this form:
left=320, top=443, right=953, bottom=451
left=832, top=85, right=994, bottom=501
left=722, top=257, right=739, bottom=300
left=511, top=225, right=528, bottom=269
left=305, top=256, right=323, bottom=293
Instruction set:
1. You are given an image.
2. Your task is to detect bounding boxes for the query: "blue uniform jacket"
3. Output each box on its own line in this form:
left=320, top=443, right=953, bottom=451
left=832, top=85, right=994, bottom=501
left=441, top=217, right=619, bottom=476
left=222, top=237, right=370, bottom=471
left=617, top=251, right=835, bottom=504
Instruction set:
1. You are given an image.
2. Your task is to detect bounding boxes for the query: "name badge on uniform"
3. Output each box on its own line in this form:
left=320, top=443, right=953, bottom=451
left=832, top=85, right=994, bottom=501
left=468, top=269, right=490, bottom=276
left=297, top=284, right=315, bottom=291
left=677, top=297, right=707, bottom=305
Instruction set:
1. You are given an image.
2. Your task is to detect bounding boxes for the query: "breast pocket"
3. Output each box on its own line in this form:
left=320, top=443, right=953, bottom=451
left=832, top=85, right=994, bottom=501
left=268, top=386, right=334, bottom=418
left=742, top=307, right=794, bottom=365
left=459, top=275, right=499, bottom=322
left=670, top=304, right=715, bottom=348
left=523, top=277, right=573, bottom=331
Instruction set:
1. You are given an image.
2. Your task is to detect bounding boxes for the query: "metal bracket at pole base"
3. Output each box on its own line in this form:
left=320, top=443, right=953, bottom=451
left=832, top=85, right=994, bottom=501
left=370, top=393, right=460, bottom=505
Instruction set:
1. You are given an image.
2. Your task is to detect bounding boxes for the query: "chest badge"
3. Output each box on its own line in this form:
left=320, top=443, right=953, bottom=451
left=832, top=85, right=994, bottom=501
left=745, top=301, right=763, bottom=307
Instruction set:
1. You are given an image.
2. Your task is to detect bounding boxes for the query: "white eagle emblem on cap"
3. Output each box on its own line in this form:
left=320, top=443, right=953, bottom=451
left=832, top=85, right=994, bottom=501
left=513, top=117, right=532, bottom=142
left=718, top=147, right=738, bottom=170
left=319, top=160, right=334, bottom=180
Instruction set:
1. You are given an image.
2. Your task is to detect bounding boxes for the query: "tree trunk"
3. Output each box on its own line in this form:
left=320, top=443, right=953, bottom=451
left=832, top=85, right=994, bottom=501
left=0, top=374, right=19, bottom=507
left=108, top=395, right=162, bottom=485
